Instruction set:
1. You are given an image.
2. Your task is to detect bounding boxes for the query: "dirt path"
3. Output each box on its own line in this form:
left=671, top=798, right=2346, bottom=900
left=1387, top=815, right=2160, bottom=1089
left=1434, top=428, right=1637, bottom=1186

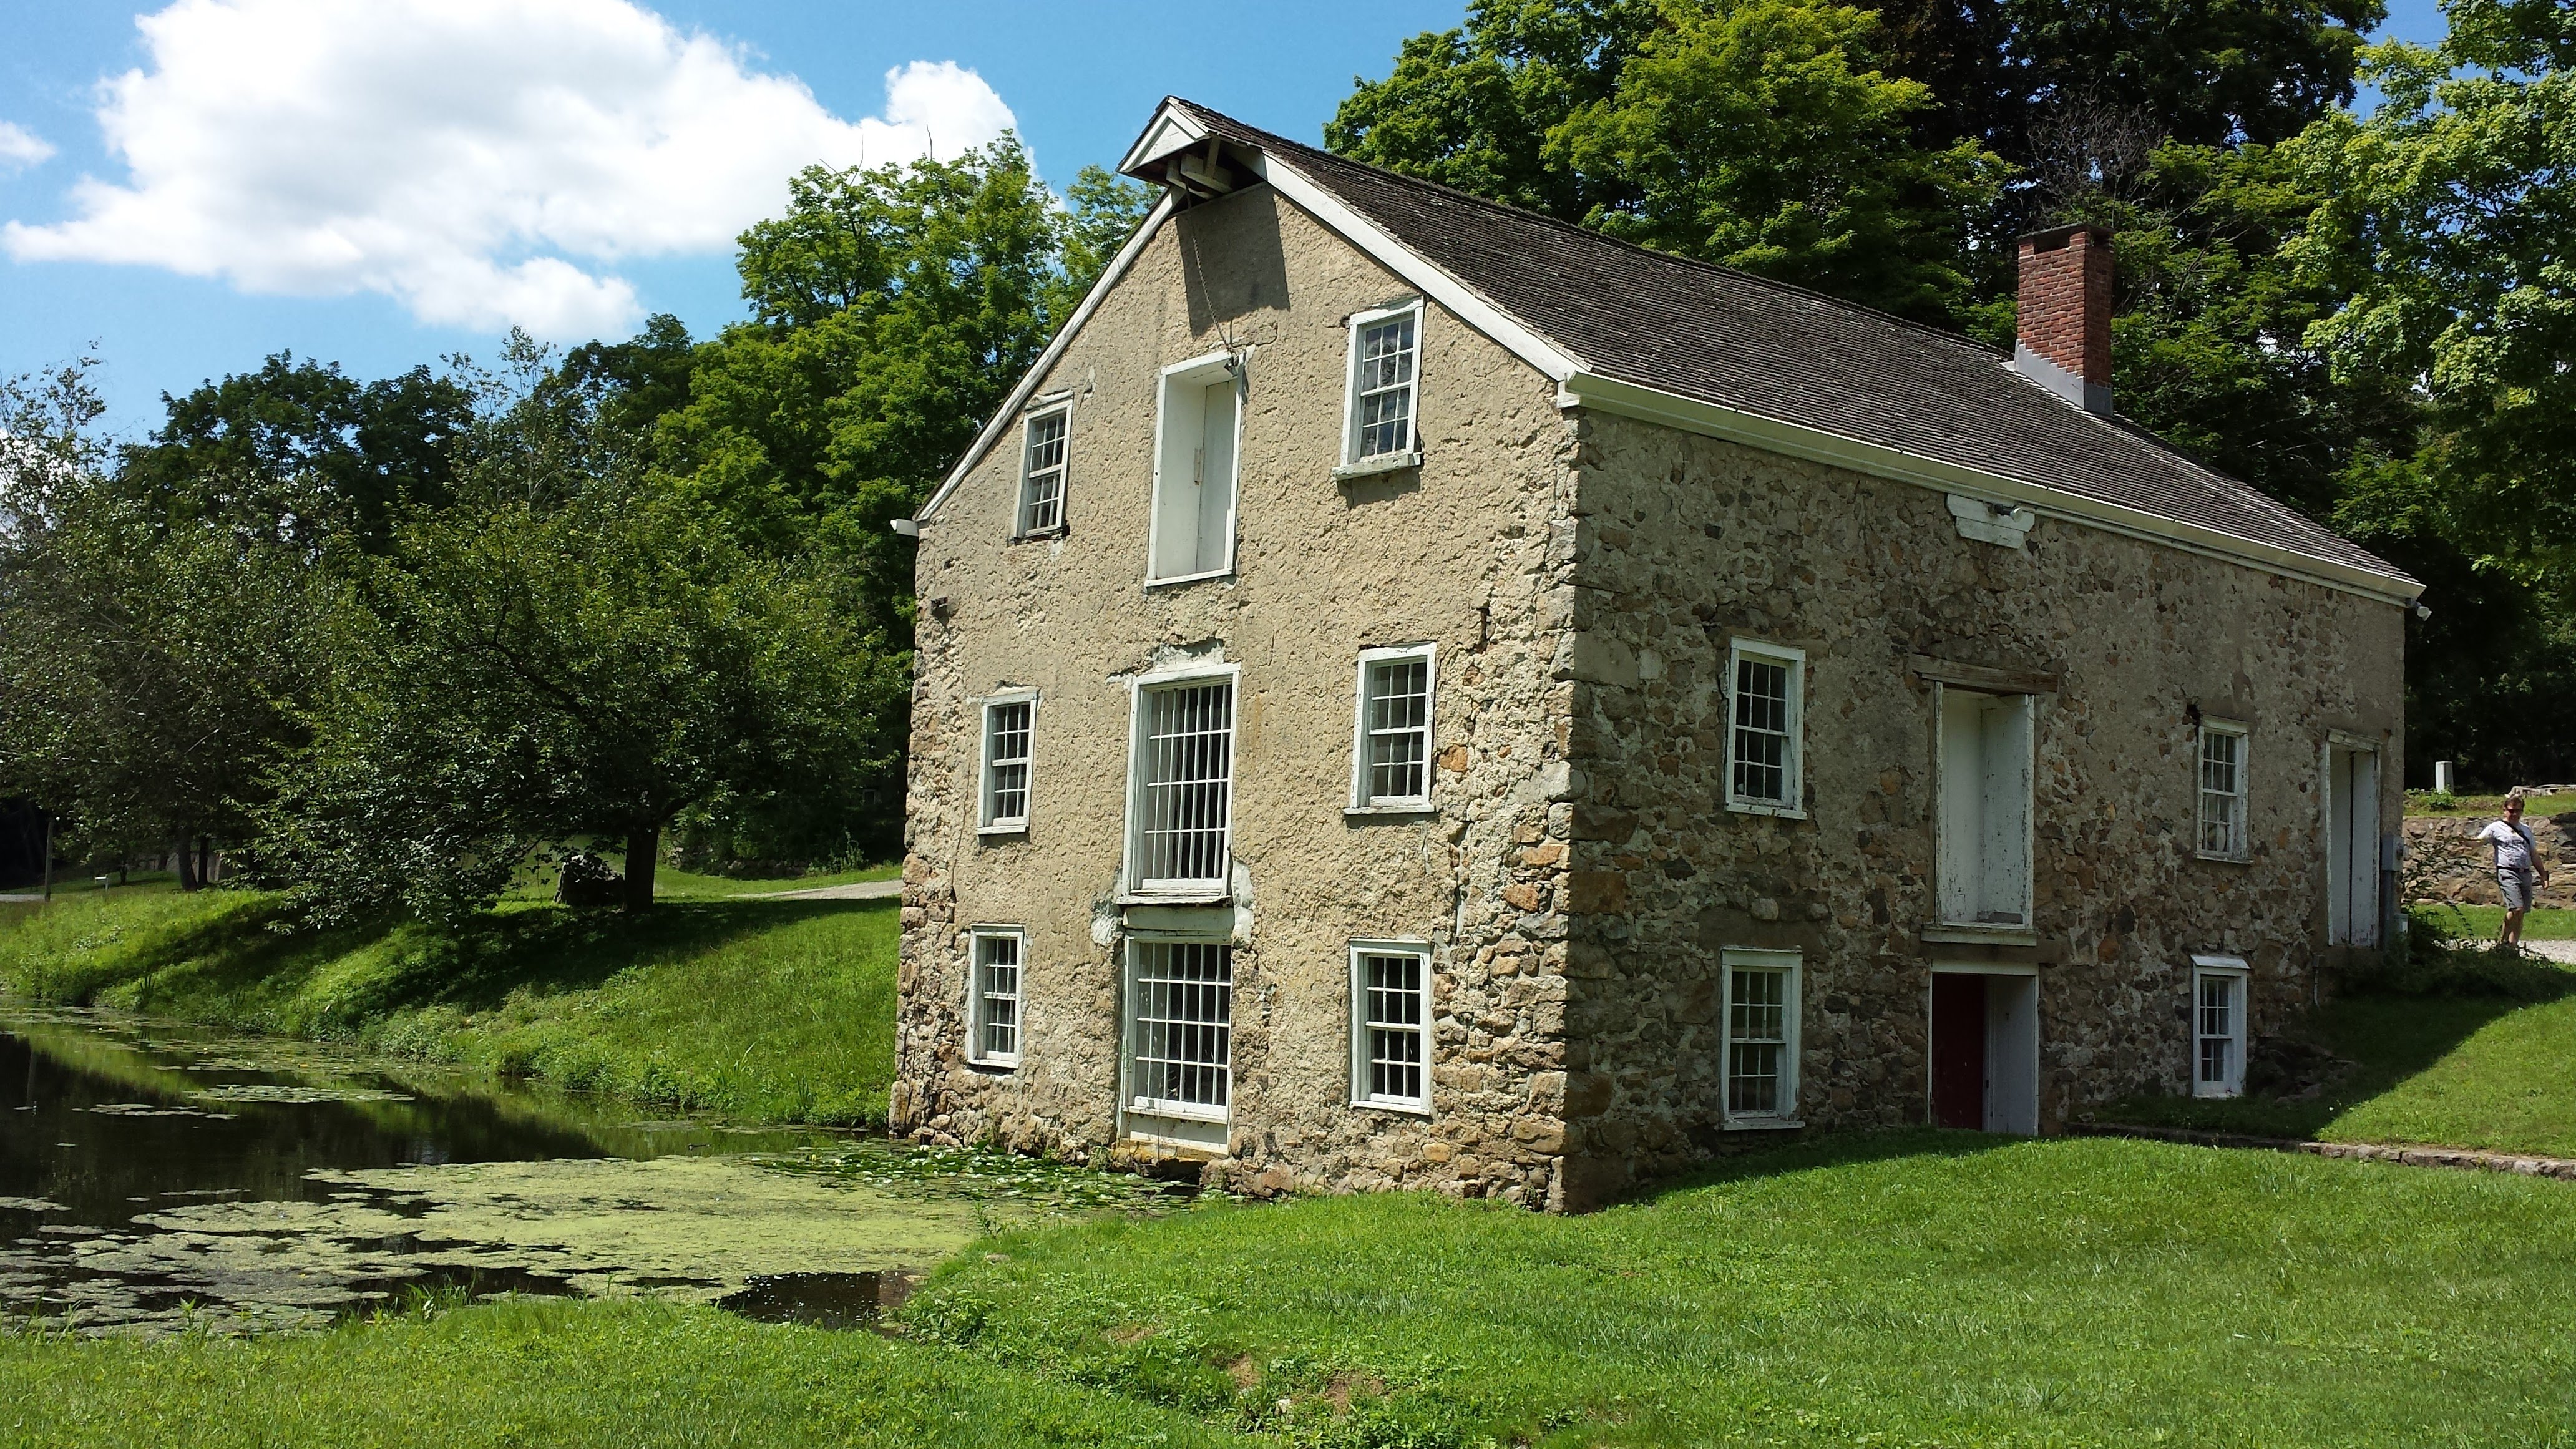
left=734, top=879, right=904, bottom=902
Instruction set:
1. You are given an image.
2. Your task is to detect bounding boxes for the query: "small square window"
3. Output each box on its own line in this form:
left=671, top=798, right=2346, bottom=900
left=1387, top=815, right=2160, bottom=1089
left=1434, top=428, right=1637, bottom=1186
left=1721, top=948, right=1801, bottom=1125
left=1350, top=940, right=1433, bottom=1113
left=968, top=928, right=1024, bottom=1068
left=2197, top=721, right=2249, bottom=861
left=979, top=696, right=1035, bottom=833
left=2190, top=957, right=2248, bottom=1097
left=1725, top=640, right=1805, bottom=816
left=1018, top=406, right=1070, bottom=535
left=1342, top=303, right=1421, bottom=467
left=1349, top=646, right=1435, bottom=812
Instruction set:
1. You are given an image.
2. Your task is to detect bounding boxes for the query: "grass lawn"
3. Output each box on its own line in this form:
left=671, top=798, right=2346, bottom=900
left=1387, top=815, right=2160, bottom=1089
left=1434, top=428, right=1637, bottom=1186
left=0, top=887, right=899, bottom=1125
left=899, top=1132, right=2576, bottom=1447
left=0, top=1299, right=1230, bottom=1449
left=2406, top=789, right=2576, bottom=819
left=2417, top=904, right=2576, bottom=940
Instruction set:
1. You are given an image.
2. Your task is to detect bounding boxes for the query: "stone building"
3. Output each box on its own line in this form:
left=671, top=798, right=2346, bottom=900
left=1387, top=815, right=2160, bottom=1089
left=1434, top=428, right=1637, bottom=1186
left=890, top=99, right=2421, bottom=1210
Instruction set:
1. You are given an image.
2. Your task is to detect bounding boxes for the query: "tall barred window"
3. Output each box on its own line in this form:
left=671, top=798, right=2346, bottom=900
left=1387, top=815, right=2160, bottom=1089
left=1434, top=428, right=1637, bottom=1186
left=1126, top=941, right=1232, bottom=1118
left=1133, top=677, right=1235, bottom=892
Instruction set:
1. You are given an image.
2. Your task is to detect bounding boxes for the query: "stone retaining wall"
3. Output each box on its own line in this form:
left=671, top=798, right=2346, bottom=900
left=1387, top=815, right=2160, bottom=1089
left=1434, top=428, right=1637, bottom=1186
left=2404, top=811, right=2576, bottom=908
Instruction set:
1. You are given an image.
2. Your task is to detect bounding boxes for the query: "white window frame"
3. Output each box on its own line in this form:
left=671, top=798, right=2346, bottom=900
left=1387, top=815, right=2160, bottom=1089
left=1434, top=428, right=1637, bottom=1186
left=976, top=691, right=1037, bottom=836
left=1015, top=398, right=1071, bottom=537
left=1145, top=350, right=1244, bottom=587
left=1719, top=948, right=1802, bottom=1128
left=1121, top=936, right=1234, bottom=1125
left=2197, top=718, right=2251, bottom=862
left=1120, top=661, right=1242, bottom=903
left=1348, top=939, right=1434, bottom=1114
left=1336, top=299, right=1424, bottom=477
left=1724, top=639, right=1807, bottom=817
left=1347, top=644, right=1437, bottom=814
left=966, top=926, right=1025, bottom=1069
left=2189, top=954, right=2249, bottom=1098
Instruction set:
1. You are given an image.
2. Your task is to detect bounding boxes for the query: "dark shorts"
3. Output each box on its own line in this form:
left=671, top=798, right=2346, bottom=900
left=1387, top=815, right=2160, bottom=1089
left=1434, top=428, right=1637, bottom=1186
left=2500, top=869, right=2538, bottom=912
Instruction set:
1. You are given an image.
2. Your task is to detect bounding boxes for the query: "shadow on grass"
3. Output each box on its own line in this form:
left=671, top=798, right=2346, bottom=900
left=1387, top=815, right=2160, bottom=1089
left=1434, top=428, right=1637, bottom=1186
left=31, top=894, right=895, bottom=1025
left=2097, top=948, right=2576, bottom=1142
left=1632, top=1126, right=2019, bottom=1204
left=368, top=899, right=896, bottom=1015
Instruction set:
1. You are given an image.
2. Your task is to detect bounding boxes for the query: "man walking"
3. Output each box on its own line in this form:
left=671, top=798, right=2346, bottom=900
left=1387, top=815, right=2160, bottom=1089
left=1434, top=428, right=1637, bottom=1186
left=2480, top=789, right=2550, bottom=947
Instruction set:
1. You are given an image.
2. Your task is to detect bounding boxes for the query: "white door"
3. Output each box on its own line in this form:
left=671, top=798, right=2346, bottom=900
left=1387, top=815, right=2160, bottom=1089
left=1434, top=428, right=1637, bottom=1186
left=2326, top=746, right=2380, bottom=946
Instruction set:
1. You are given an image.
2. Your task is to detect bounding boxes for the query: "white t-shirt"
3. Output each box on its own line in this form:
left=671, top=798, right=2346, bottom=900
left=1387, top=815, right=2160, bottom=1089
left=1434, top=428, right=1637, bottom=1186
left=2481, top=818, right=2540, bottom=874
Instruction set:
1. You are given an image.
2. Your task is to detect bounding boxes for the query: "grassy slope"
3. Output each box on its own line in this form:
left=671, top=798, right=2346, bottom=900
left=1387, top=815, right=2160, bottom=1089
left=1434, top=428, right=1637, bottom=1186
left=2406, top=791, right=2576, bottom=818
left=2420, top=903, right=2576, bottom=940
left=0, top=887, right=897, bottom=1125
left=908, top=1133, right=2576, bottom=1448
left=0, top=1300, right=1230, bottom=1449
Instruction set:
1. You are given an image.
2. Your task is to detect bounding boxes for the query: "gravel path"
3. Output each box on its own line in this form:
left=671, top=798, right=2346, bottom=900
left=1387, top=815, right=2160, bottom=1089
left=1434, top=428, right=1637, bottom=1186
left=736, top=878, right=904, bottom=902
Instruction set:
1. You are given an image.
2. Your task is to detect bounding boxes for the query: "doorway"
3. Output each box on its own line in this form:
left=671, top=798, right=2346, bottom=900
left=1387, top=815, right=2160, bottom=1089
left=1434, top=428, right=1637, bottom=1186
left=1929, top=968, right=2039, bottom=1133
left=2326, top=744, right=2381, bottom=946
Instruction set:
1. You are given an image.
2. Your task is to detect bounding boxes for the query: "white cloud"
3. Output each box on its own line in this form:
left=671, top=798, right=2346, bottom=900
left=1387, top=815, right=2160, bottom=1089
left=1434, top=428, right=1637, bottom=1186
left=0, top=123, right=55, bottom=172
left=1, top=0, right=1017, bottom=337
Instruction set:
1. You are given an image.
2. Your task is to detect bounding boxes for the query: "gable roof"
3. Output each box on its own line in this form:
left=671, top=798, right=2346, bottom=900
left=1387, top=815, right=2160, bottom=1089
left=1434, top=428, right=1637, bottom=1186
left=922, top=98, right=2418, bottom=605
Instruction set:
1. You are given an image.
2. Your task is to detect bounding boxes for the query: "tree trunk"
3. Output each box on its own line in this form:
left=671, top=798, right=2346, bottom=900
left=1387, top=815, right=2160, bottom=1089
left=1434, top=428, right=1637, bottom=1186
left=176, top=838, right=200, bottom=892
left=623, top=826, right=658, bottom=912
left=197, top=837, right=212, bottom=888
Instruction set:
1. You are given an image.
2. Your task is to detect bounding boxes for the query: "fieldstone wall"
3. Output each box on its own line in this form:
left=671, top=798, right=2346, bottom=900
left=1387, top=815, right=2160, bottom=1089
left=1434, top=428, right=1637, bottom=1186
left=2404, top=811, right=2576, bottom=908
left=1550, top=411, right=2407, bottom=1203
left=896, top=185, right=1585, bottom=1206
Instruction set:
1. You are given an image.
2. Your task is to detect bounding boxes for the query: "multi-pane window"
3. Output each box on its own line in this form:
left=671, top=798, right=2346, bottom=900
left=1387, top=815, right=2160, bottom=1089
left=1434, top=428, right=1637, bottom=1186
left=1126, top=940, right=1232, bottom=1120
left=979, top=697, right=1033, bottom=832
left=2191, top=961, right=2247, bottom=1097
left=1344, top=305, right=1420, bottom=464
left=1721, top=949, right=1800, bottom=1123
left=969, top=929, right=1023, bottom=1067
left=1350, top=943, right=1432, bottom=1111
left=1351, top=646, right=1435, bottom=809
left=2198, top=721, right=2248, bottom=860
left=1133, top=677, right=1235, bottom=891
left=1018, top=406, right=1068, bottom=535
left=1726, top=641, right=1804, bottom=814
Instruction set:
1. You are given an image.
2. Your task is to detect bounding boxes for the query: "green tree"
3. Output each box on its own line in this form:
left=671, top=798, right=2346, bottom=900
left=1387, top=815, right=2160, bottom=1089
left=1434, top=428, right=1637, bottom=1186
left=263, top=374, right=905, bottom=920
left=1327, top=0, right=1664, bottom=220
left=0, top=362, right=321, bottom=883
left=2291, top=0, right=2576, bottom=577
left=115, top=353, right=476, bottom=552
left=661, top=137, right=1149, bottom=639
left=1549, top=0, right=2008, bottom=324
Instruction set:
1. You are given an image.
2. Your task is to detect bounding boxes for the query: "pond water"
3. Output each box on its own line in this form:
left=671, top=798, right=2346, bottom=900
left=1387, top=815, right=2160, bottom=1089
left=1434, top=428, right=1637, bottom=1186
left=0, top=1006, right=1183, bottom=1335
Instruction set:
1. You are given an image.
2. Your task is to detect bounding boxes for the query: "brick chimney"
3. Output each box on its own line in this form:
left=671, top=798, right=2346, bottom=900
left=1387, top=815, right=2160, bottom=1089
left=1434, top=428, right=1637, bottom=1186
left=2014, top=223, right=2113, bottom=415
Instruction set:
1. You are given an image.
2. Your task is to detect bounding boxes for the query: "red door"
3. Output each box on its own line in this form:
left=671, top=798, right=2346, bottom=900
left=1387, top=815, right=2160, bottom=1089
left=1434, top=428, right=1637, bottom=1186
left=1931, top=973, right=1986, bottom=1129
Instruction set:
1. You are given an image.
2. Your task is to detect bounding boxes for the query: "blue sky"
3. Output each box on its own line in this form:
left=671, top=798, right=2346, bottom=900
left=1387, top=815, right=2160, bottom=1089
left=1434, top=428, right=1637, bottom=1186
left=0, top=0, right=2451, bottom=442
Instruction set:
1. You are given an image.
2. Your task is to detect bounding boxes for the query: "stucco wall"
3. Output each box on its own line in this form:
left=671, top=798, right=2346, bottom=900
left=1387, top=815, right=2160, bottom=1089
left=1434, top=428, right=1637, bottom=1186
left=895, top=185, right=1583, bottom=1205
left=1551, top=410, right=2407, bottom=1201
